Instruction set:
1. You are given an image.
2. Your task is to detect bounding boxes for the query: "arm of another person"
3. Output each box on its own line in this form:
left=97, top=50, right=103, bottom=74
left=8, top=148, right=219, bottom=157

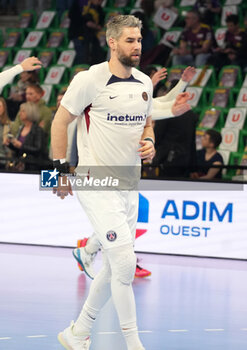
left=155, top=66, right=196, bottom=103
left=0, top=57, right=42, bottom=89
left=152, top=92, right=191, bottom=120
left=199, top=161, right=222, bottom=179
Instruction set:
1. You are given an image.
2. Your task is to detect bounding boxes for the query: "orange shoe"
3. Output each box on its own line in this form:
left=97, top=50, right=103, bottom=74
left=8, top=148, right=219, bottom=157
left=135, top=264, right=151, bottom=278
left=77, top=238, right=88, bottom=271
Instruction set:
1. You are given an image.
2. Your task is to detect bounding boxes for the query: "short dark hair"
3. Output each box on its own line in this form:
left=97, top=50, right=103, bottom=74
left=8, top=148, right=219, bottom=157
left=206, top=129, right=222, bottom=148
left=26, top=83, right=44, bottom=95
left=226, top=14, right=239, bottom=25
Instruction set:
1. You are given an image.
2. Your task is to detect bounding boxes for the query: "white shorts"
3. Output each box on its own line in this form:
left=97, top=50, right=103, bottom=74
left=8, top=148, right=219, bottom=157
left=76, top=190, right=138, bottom=249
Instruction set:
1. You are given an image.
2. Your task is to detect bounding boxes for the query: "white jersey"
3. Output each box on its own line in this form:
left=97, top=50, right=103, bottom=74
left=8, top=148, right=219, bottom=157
left=61, top=62, right=153, bottom=167
left=0, top=64, right=23, bottom=89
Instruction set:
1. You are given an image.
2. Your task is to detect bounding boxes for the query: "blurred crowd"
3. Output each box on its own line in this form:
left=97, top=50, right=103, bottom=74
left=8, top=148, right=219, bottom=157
left=1, top=0, right=246, bottom=180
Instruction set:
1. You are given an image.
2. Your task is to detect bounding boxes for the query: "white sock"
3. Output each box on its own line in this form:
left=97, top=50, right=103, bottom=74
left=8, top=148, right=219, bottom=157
left=122, top=324, right=145, bottom=350
left=73, top=252, right=111, bottom=336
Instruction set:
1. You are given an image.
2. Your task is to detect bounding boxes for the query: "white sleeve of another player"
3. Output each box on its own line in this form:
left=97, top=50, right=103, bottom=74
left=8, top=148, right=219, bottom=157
left=61, top=70, right=97, bottom=116
left=152, top=100, right=174, bottom=120
left=0, top=64, right=23, bottom=89
left=155, top=79, right=188, bottom=103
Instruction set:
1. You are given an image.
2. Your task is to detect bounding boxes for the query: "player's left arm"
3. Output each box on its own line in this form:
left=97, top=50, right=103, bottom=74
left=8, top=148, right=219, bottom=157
left=138, top=116, right=155, bottom=161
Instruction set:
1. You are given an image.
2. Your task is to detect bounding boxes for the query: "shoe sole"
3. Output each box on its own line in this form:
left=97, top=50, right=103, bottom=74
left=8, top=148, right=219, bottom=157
left=72, top=249, right=94, bottom=280
left=135, top=272, right=152, bottom=278
left=57, top=332, right=72, bottom=350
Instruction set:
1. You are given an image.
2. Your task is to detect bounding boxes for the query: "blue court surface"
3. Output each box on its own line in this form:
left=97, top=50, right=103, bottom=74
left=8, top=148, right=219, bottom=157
left=0, top=243, right=247, bottom=350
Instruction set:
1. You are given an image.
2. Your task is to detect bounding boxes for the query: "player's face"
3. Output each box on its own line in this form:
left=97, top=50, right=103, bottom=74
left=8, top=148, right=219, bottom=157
left=202, top=133, right=212, bottom=148
left=115, top=27, right=142, bottom=67
left=26, top=87, right=42, bottom=103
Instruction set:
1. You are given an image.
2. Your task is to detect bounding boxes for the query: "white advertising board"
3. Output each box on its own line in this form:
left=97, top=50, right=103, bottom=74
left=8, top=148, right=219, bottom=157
left=0, top=174, right=246, bottom=260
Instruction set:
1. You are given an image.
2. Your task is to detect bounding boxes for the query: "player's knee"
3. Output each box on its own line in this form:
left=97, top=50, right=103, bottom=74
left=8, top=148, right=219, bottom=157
left=110, top=246, right=136, bottom=284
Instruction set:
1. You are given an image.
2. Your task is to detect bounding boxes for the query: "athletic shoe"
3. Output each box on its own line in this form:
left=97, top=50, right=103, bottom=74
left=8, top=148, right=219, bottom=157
left=77, top=238, right=88, bottom=271
left=135, top=264, right=151, bottom=278
left=58, top=321, right=91, bottom=350
left=73, top=247, right=96, bottom=279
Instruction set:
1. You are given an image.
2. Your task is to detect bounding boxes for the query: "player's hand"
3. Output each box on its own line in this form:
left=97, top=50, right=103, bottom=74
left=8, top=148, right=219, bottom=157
left=181, top=66, right=196, bottom=82
left=52, top=176, right=73, bottom=200
left=151, top=68, right=167, bottom=87
left=175, top=92, right=190, bottom=105
left=20, top=56, right=42, bottom=71
left=172, top=102, right=191, bottom=116
left=138, top=140, right=155, bottom=161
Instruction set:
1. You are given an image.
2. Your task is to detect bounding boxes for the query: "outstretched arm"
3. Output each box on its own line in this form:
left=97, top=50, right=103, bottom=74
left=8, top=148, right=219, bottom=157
left=155, top=66, right=196, bottom=103
left=152, top=92, right=191, bottom=120
left=0, top=56, right=42, bottom=89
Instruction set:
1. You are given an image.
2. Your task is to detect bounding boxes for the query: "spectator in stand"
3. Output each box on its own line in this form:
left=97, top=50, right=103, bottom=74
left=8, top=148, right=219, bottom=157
left=4, top=102, right=48, bottom=171
left=154, top=0, right=178, bottom=14
left=194, top=0, right=221, bottom=26
left=209, top=14, right=247, bottom=72
left=7, top=70, right=39, bottom=121
left=0, top=97, right=11, bottom=169
left=56, top=0, right=73, bottom=20
left=172, top=10, right=212, bottom=67
left=68, top=0, right=105, bottom=65
left=10, top=84, right=52, bottom=139
left=191, top=129, right=223, bottom=180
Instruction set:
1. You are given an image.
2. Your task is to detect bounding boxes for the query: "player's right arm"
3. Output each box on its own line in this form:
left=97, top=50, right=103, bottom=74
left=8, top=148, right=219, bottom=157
left=51, top=105, right=76, bottom=199
left=51, top=105, right=76, bottom=159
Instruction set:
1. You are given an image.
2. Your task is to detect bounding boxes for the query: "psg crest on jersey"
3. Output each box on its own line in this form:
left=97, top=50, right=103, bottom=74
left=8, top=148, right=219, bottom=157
left=142, top=92, right=148, bottom=101
left=106, top=230, right=117, bottom=242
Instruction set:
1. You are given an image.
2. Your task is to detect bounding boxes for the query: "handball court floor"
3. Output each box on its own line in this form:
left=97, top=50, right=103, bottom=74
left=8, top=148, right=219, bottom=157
left=0, top=243, right=247, bottom=350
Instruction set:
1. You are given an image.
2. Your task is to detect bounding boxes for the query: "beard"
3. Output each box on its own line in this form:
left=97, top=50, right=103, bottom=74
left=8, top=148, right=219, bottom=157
left=118, top=51, right=141, bottom=68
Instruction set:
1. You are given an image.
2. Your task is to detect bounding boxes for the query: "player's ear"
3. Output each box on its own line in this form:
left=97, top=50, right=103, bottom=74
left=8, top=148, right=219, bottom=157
left=108, top=37, right=116, bottom=51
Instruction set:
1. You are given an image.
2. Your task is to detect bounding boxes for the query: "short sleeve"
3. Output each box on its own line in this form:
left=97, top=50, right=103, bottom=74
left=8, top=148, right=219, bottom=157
left=61, top=70, right=97, bottom=116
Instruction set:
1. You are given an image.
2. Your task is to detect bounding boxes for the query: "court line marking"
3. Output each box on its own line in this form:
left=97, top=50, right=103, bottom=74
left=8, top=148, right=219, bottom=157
left=168, top=330, right=188, bottom=332
left=26, top=335, right=48, bottom=338
left=0, top=337, right=11, bottom=340
left=204, top=329, right=225, bottom=332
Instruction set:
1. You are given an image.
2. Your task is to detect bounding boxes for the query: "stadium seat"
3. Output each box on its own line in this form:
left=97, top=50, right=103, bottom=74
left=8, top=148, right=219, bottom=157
left=44, top=65, right=68, bottom=85
left=0, top=49, right=12, bottom=68
left=3, top=28, right=25, bottom=48
left=41, top=84, right=56, bottom=105
left=13, top=49, right=33, bottom=65
left=208, top=87, right=236, bottom=109
left=70, top=64, right=90, bottom=79
left=195, top=128, right=205, bottom=150
left=225, top=107, right=247, bottom=129
left=218, top=65, right=242, bottom=88
left=19, top=10, right=37, bottom=29
left=37, top=48, right=57, bottom=68
left=198, top=107, right=224, bottom=130
left=36, top=10, right=58, bottom=29
left=159, top=27, right=182, bottom=49
left=214, top=27, right=227, bottom=48
left=22, top=30, right=46, bottom=49
left=57, top=50, right=76, bottom=68
left=236, top=88, right=247, bottom=108
left=221, top=5, right=238, bottom=26
left=186, top=86, right=205, bottom=108
left=59, top=10, right=70, bottom=29
left=167, top=65, right=186, bottom=82
left=189, top=66, right=216, bottom=88
left=220, top=127, right=239, bottom=152
left=153, top=6, right=178, bottom=30
left=46, top=29, right=69, bottom=48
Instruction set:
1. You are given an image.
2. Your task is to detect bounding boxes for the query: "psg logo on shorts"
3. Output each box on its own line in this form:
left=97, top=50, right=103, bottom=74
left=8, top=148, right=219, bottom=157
left=142, top=92, right=148, bottom=101
left=106, top=230, right=117, bottom=242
